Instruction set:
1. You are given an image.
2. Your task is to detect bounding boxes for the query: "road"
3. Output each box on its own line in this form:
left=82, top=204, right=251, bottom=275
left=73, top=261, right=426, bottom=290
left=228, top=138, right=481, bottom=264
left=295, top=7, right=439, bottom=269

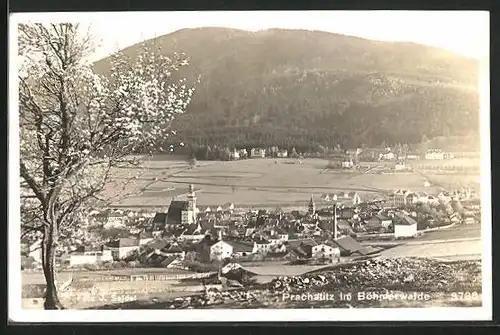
left=378, top=224, right=482, bottom=260
left=413, top=224, right=480, bottom=241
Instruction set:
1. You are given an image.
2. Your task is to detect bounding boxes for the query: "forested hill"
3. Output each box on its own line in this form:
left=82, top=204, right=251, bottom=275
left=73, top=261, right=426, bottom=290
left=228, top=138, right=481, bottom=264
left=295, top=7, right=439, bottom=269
left=94, top=27, right=481, bottom=152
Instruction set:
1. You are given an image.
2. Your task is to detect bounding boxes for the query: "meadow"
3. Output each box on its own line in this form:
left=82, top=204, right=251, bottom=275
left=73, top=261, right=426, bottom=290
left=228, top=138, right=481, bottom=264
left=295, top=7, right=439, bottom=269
left=104, top=156, right=481, bottom=211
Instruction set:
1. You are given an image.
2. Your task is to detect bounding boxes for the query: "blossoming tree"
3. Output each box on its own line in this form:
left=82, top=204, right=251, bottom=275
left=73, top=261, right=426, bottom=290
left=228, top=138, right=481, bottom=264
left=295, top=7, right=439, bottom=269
left=18, top=23, right=197, bottom=309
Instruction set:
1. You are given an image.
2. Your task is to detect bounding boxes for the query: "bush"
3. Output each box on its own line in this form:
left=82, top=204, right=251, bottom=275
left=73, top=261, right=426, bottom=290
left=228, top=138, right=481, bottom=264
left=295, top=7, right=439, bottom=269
left=22, top=256, right=37, bottom=270
left=112, top=261, right=124, bottom=269
left=184, top=261, right=219, bottom=273
left=84, top=264, right=98, bottom=271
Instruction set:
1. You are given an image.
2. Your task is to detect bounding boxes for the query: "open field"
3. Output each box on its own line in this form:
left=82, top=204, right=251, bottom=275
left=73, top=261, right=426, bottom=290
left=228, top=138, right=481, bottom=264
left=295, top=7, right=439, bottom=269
left=104, top=156, right=480, bottom=210
left=379, top=239, right=481, bottom=260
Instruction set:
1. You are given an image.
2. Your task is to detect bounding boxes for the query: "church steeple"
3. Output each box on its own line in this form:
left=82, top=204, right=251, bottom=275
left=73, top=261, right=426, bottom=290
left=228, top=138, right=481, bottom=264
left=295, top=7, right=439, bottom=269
left=187, top=184, right=197, bottom=224
left=308, top=195, right=316, bottom=215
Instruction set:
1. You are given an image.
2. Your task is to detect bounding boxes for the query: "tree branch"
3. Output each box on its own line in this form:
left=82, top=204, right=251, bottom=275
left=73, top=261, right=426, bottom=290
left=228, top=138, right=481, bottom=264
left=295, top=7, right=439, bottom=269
left=20, top=159, right=46, bottom=203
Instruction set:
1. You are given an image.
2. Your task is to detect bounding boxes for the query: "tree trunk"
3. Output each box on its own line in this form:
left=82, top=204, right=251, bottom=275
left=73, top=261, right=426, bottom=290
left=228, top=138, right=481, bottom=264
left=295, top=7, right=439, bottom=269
left=42, top=223, right=64, bottom=310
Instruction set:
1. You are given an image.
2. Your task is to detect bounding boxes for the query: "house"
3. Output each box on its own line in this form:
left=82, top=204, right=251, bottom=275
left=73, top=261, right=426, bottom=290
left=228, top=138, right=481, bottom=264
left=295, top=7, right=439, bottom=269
left=209, top=240, right=234, bottom=261
left=366, top=213, right=393, bottom=229
left=225, top=240, right=255, bottom=257
left=464, top=215, right=478, bottom=225
left=379, top=151, right=396, bottom=161
left=65, top=249, right=114, bottom=266
left=311, top=243, right=341, bottom=261
left=177, top=223, right=206, bottom=242
left=346, top=148, right=362, bottom=157
left=408, top=192, right=429, bottom=204
left=341, top=160, right=354, bottom=169
left=338, top=207, right=358, bottom=220
left=106, top=238, right=141, bottom=260
left=358, top=148, right=385, bottom=161
left=103, top=212, right=126, bottom=229
left=328, top=236, right=363, bottom=256
left=394, top=189, right=413, bottom=207
left=406, top=154, right=420, bottom=160
left=394, top=215, right=418, bottom=238
left=326, top=219, right=354, bottom=235
left=271, top=227, right=289, bottom=241
left=239, top=149, right=248, bottom=159
left=196, top=236, right=219, bottom=263
left=277, top=150, right=288, bottom=158
left=287, top=238, right=318, bottom=258
left=334, top=192, right=362, bottom=207
left=250, top=148, right=266, bottom=158
left=160, top=243, right=187, bottom=259
left=425, top=149, right=445, bottom=160
left=253, top=238, right=272, bottom=254
left=301, top=223, right=323, bottom=237
left=231, top=149, right=240, bottom=160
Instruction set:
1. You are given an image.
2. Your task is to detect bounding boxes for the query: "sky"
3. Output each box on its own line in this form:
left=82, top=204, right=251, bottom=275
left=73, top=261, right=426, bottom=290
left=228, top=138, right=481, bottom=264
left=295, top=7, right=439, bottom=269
left=13, top=11, right=489, bottom=61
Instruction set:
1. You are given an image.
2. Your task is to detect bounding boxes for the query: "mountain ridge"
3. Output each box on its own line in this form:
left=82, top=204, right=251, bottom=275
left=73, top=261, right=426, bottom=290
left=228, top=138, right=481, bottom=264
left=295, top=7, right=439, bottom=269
left=94, top=27, right=480, bottom=152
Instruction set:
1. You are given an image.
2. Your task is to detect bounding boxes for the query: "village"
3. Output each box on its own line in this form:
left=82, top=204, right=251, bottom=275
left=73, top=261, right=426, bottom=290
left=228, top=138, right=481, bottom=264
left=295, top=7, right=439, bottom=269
left=21, top=177, right=480, bottom=274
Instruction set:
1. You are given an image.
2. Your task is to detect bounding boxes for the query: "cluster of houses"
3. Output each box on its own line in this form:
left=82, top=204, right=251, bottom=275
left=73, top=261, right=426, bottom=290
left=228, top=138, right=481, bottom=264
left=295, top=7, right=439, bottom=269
left=347, top=147, right=461, bottom=163
left=424, top=149, right=454, bottom=160
left=226, top=147, right=290, bottom=160
left=392, top=188, right=475, bottom=207
left=21, top=182, right=480, bottom=270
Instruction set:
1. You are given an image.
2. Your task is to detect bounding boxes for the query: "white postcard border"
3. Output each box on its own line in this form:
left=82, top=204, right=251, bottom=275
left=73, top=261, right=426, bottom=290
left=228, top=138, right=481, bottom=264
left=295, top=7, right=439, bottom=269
left=8, top=11, right=492, bottom=323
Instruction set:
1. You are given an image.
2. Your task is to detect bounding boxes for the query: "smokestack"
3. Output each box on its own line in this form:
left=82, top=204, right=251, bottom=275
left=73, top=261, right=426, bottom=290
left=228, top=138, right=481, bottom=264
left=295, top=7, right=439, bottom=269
left=189, top=184, right=194, bottom=194
left=334, top=205, right=338, bottom=240
left=332, top=204, right=338, bottom=240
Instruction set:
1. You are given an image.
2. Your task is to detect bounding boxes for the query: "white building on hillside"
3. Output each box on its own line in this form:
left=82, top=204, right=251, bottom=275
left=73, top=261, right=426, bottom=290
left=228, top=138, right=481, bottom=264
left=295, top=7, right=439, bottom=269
left=425, top=149, right=445, bottom=160
left=394, top=215, right=418, bottom=238
left=65, top=250, right=114, bottom=266
left=250, top=148, right=266, bottom=158
left=311, top=244, right=340, bottom=259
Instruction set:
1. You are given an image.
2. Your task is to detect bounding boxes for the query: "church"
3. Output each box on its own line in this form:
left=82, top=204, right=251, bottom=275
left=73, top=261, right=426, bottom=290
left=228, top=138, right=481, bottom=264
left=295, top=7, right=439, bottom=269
left=168, top=184, right=197, bottom=226
left=151, top=184, right=197, bottom=234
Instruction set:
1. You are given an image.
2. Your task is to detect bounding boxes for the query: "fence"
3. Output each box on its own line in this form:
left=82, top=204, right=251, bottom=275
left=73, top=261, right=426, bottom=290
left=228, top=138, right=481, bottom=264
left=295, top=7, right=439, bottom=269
left=75, top=271, right=216, bottom=282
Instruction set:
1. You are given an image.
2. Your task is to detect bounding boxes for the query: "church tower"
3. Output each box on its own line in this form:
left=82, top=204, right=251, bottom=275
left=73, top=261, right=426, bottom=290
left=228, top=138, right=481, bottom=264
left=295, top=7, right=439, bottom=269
left=187, top=184, right=197, bottom=224
left=308, top=195, right=316, bottom=216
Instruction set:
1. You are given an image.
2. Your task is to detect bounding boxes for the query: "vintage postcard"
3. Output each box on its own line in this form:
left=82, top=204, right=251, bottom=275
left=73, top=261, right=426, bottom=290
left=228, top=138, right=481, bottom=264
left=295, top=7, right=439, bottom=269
left=8, top=10, right=491, bottom=322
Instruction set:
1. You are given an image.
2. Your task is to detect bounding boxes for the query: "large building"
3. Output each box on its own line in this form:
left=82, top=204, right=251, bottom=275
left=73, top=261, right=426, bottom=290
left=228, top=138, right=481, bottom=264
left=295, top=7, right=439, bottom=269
left=165, top=187, right=197, bottom=227
left=151, top=185, right=198, bottom=236
left=393, top=189, right=413, bottom=207
left=394, top=214, right=418, bottom=238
